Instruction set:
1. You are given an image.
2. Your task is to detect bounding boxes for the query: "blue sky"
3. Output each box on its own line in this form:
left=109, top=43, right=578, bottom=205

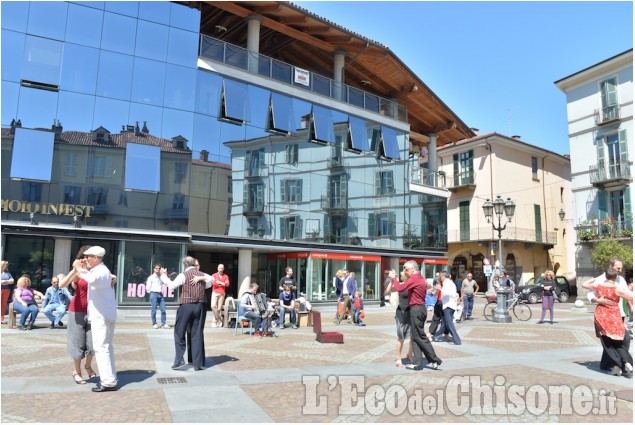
left=299, top=1, right=633, bottom=155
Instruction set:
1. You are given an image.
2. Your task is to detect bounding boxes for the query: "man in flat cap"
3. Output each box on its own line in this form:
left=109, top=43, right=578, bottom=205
left=76, top=246, right=118, bottom=392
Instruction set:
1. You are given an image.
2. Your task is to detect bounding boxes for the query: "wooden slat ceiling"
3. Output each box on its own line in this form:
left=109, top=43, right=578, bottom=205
left=188, top=1, right=474, bottom=147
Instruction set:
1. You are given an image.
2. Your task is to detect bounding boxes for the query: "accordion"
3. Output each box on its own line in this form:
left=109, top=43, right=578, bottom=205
left=249, top=293, right=268, bottom=315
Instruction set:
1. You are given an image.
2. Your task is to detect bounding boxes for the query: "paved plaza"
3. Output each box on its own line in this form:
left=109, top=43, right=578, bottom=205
left=1, top=296, right=633, bottom=423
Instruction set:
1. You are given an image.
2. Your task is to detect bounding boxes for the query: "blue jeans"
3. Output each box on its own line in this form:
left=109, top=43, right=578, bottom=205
left=434, top=307, right=461, bottom=344
left=463, top=296, right=475, bottom=318
left=353, top=308, right=363, bottom=323
left=150, top=293, right=166, bottom=326
left=277, top=305, right=296, bottom=327
left=43, top=302, right=67, bottom=325
left=13, top=301, right=38, bottom=326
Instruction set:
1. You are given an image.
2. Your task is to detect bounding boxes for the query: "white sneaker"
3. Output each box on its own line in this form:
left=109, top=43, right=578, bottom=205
left=161, top=324, right=170, bottom=329
left=625, top=363, right=633, bottom=373
left=430, top=362, right=438, bottom=370
left=152, top=324, right=159, bottom=329
left=610, top=366, right=623, bottom=376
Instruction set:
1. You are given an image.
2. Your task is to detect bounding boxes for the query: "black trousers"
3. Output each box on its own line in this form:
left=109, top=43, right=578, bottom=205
left=410, top=304, right=442, bottom=366
left=600, top=335, right=632, bottom=370
left=600, top=323, right=631, bottom=370
left=428, top=300, right=444, bottom=336
left=174, top=303, right=205, bottom=368
left=186, top=307, right=206, bottom=364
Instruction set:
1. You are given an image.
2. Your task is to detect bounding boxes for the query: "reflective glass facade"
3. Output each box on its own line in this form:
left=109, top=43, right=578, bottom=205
left=1, top=1, right=447, bottom=304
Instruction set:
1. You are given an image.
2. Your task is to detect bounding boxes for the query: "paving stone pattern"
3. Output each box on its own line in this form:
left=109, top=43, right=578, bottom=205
left=1, top=297, right=632, bottom=423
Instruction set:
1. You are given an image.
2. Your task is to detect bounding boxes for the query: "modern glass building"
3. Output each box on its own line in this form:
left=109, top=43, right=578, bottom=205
left=1, top=1, right=473, bottom=305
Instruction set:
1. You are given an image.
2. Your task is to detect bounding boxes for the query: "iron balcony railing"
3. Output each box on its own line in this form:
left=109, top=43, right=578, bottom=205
left=199, top=35, right=408, bottom=123
left=594, top=105, right=620, bottom=125
left=447, top=227, right=557, bottom=245
left=410, top=168, right=445, bottom=188
left=589, top=159, right=632, bottom=184
left=164, top=208, right=189, bottom=220
left=576, top=219, right=633, bottom=240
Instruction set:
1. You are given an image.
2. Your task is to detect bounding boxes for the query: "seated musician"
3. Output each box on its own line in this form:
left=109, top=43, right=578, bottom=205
left=277, top=285, right=297, bottom=329
left=240, top=282, right=263, bottom=336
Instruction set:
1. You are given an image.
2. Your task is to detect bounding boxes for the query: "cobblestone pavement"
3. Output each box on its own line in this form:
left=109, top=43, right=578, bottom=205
left=1, top=297, right=633, bottom=423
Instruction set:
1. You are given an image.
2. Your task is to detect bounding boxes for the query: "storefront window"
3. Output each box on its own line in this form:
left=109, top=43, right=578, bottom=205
left=2, top=235, right=55, bottom=292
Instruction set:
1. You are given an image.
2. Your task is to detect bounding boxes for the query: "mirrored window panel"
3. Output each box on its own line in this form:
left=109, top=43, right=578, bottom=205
left=93, top=97, right=130, bottom=133
left=65, top=3, right=103, bottom=48
left=72, top=2, right=105, bottom=11
left=167, top=27, right=199, bottom=68
left=1, top=1, right=29, bottom=32
left=1, top=81, right=19, bottom=127
left=27, top=2, right=68, bottom=41
left=169, top=2, right=200, bottom=32
left=194, top=70, right=222, bottom=116
left=221, top=79, right=249, bottom=124
left=57, top=91, right=95, bottom=132
left=162, top=108, right=193, bottom=143
left=267, top=92, right=293, bottom=135
left=101, top=12, right=136, bottom=55
left=21, top=36, right=63, bottom=87
left=379, top=126, right=401, bottom=161
left=2, top=29, right=25, bottom=83
left=61, top=43, right=99, bottom=94
left=131, top=57, right=165, bottom=106
left=164, top=64, right=196, bottom=111
left=138, top=1, right=170, bottom=26
left=347, top=116, right=370, bottom=152
left=104, top=1, right=138, bottom=18
left=17, top=87, right=58, bottom=130
left=96, top=50, right=133, bottom=100
left=135, top=20, right=168, bottom=62
left=10, top=128, right=55, bottom=182
left=129, top=102, right=163, bottom=136
left=245, top=84, right=269, bottom=139
left=125, top=143, right=161, bottom=192
left=310, top=105, right=335, bottom=144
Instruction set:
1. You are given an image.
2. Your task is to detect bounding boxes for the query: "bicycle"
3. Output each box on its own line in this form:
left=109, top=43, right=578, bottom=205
left=483, top=293, right=532, bottom=321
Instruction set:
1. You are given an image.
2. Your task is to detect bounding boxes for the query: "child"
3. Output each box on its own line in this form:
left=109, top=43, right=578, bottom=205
left=352, top=290, right=366, bottom=326
left=425, top=282, right=437, bottom=312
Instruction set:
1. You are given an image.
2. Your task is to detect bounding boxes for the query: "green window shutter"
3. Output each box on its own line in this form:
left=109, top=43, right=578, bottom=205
left=368, top=213, right=376, bottom=238
left=280, top=217, right=287, bottom=240
left=297, top=179, right=302, bottom=202
left=259, top=149, right=265, bottom=167
left=374, top=172, right=381, bottom=195
left=243, top=185, right=248, bottom=206
left=245, top=151, right=251, bottom=171
left=295, top=218, right=303, bottom=239
left=618, top=129, right=628, bottom=163
left=602, top=79, right=617, bottom=107
left=388, top=211, right=396, bottom=236
left=340, top=176, right=347, bottom=203
left=598, top=190, right=608, bottom=220
left=387, top=171, right=394, bottom=193
left=534, top=204, right=542, bottom=242
left=280, top=180, right=287, bottom=202
left=453, top=153, right=459, bottom=181
left=624, top=187, right=632, bottom=228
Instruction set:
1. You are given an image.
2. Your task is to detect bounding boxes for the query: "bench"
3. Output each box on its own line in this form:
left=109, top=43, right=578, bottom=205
left=8, top=296, right=43, bottom=329
left=312, top=310, right=343, bottom=344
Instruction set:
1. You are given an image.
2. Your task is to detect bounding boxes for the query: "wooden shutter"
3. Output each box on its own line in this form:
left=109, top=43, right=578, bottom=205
left=618, top=129, right=628, bottom=164
left=534, top=204, right=542, bottom=242
left=598, top=190, right=608, bottom=220
left=368, top=213, right=376, bottom=238
left=280, top=217, right=287, bottom=240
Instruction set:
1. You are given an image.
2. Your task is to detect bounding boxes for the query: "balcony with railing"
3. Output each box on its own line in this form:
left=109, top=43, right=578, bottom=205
left=447, top=227, right=557, bottom=246
left=320, top=196, right=348, bottom=216
left=576, top=218, right=633, bottom=241
left=243, top=202, right=264, bottom=216
left=594, top=104, right=620, bottom=126
left=446, top=170, right=476, bottom=192
left=589, top=158, right=632, bottom=188
left=164, top=208, right=189, bottom=220
left=245, top=166, right=267, bottom=179
left=409, top=168, right=449, bottom=198
left=199, top=35, right=407, bottom=123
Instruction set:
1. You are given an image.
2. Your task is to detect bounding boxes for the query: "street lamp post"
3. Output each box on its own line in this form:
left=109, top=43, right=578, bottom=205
left=482, top=195, right=516, bottom=323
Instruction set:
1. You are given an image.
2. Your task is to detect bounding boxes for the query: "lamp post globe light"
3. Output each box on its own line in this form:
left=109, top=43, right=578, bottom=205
left=482, top=195, right=516, bottom=323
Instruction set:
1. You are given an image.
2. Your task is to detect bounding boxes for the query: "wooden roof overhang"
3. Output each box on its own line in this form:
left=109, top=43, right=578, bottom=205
left=184, top=1, right=475, bottom=148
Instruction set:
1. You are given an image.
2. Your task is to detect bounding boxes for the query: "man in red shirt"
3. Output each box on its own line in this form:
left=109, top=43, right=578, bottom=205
left=210, top=264, right=230, bottom=328
left=391, top=260, right=442, bottom=371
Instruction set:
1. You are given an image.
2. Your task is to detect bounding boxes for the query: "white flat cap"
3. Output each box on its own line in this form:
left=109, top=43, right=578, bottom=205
left=84, top=246, right=106, bottom=257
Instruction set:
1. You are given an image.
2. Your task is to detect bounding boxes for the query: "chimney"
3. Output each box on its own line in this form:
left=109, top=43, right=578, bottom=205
left=142, top=121, right=149, bottom=134
left=512, top=135, right=521, bottom=140
left=134, top=121, right=141, bottom=136
left=52, top=119, right=63, bottom=134
left=200, top=150, right=209, bottom=162
left=470, top=127, right=479, bottom=134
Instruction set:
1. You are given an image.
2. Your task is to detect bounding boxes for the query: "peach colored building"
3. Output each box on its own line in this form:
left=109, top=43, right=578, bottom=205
left=436, top=132, right=573, bottom=290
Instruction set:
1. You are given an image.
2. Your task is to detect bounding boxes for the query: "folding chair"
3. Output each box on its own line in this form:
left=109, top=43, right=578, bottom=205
left=234, top=300, right=254, bottom=335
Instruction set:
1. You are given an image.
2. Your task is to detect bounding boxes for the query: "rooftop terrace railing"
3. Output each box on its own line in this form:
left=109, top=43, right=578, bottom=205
left=199, top=35, right=408, bottom=123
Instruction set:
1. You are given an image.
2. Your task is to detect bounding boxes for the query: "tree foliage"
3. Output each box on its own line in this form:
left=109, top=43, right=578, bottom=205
left=590, top=239, right=633, bottom=270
